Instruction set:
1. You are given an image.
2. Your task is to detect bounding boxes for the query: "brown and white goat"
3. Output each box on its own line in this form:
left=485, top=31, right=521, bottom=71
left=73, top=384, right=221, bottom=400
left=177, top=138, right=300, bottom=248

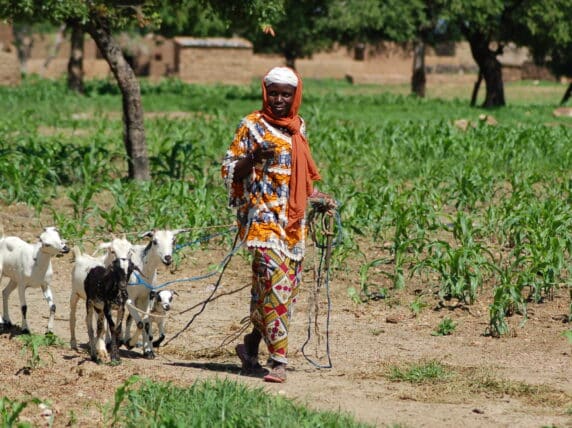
left=84, top=255, right=135, bottom=363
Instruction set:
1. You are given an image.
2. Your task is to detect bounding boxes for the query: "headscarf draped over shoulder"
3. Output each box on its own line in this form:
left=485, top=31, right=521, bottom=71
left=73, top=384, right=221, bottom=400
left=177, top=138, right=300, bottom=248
left=259, top=67, right=321, bottom=232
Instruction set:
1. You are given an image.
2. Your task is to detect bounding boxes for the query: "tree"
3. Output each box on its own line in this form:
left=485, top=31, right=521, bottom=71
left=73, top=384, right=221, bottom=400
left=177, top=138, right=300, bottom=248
left=67, top=22, right=85, bottom=94
left=0, top=0, right=284, bottom=180
left=508, top=1, right=572, bottom=104
left=248, top=0, right=332, bottom=70
left=320, top=0, right=454, bottom=98
left=436, top=1, right=572, bottom=108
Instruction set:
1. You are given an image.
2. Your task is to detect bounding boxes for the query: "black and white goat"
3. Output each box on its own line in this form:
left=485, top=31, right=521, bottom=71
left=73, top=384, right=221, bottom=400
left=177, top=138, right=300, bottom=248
left=69, top=237, right=133, bottom=349
left=148, top=289, right=178, bottom=348
left=84, top=255, right=135, bottom=363
left=0, top=226, right=70, bottom=334
left=123, top=229, right=186, bottom=358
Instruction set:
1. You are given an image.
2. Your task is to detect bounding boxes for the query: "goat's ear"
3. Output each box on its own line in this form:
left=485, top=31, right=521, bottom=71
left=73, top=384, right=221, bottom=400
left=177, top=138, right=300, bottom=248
left=99, top=242, right=112, bottom=250
left=149, top=291, right=156, bottom=299
left=139, top=230, right=154, bottom=239
left=173, top=290, right=180, bottom=297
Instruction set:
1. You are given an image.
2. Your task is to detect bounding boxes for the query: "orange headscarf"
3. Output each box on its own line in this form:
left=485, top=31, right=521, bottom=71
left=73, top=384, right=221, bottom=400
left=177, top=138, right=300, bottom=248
left=259, top=68, right=321, bottom=232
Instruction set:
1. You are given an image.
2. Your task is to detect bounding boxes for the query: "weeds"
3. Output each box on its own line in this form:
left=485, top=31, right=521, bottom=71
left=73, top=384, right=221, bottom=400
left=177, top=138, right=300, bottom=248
left=110, top=376, right=372, bottom=427
left=387, top=360, right=452, bottom=383
left=17, top=333, right=64, bottom=370
left=432, top=317, right=457, bottom=336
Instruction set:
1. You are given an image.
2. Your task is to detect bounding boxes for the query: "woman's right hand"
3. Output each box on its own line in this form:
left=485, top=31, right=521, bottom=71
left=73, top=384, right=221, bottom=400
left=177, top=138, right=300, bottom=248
left=253, top=144, right=275, bottom=163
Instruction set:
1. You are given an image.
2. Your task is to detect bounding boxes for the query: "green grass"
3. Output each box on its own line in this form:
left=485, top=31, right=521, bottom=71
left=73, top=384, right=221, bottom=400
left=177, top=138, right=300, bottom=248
left=387, top=361, right=452, bottom=384
left=110, top=376, right=371, bottom=428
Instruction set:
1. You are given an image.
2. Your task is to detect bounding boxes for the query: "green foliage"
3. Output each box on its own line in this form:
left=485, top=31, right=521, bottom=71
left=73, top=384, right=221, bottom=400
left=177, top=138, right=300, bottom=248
left=17, top=333, right=64, bottom=370
left=0, top=396, right=41, bottom=428
left=409, top=295, right=428, bottom=317
left=250, top=0, right=332, bottom=66
left=110, top=376, right=371, bottom=427
left=388, top=360, right=452, bottom=383
left=432, top=317, right=457, bottom=336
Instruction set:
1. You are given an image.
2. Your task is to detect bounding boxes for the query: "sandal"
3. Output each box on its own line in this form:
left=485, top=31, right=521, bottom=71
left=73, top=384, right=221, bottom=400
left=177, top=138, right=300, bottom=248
left=264, top=363, right=287, bottom=383
left=235, top=344, right=267, bottom=376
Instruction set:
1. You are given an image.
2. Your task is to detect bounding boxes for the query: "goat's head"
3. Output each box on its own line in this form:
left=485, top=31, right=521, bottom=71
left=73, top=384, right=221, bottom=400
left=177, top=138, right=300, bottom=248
left=39, top=227, right=70, bottom=255
left=150, top=289, right=178, bottom=312
left=111, top=253, right=136, bottom=279
left=99, top=236, right=133, bottom=266
left=139, top=229, right=187, bottom=266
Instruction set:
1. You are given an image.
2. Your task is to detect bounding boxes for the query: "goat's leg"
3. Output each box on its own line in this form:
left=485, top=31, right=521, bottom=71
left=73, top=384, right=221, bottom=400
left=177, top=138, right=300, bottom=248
left=40, top=284, right=56, bottom=334
left=1, top=279, right=18, bottom=328
left=94, top=308, right=108, bottom=363
left=152, top=317, right=166, bottom=348
left=16, top=281, right=31, bottom=333
left=69, top=292, right=80, bottom=349
left=126, top=299, right=155, bottom=359
left=104, top=303, right=121, bottom=363
left=85, top=302, right=96, bottom=361
left=123, top=312, right=136, bottom=349
left=131, top=297, right=155, bottom=359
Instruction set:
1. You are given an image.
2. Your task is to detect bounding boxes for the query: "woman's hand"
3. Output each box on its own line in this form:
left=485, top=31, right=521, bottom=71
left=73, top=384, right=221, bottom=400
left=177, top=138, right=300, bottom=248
left=233, top=144, right=276, bottom=182
left=252, top=144, right=275, bottom=163
left=308, top=189, right=337, bottom=213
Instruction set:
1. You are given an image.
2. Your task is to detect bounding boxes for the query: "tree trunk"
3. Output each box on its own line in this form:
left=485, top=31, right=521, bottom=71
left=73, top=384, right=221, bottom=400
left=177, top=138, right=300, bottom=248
left=12, top=25, right=33, bottom=74
left=470, top=72, right=483, bottom=107
left=285, top=55, right=296, bottom=70
left=411, top=40, right=426, bottom=98
left=85, top=20, right=150, bottom=181
left=45, top=24, right=67, bottom=70
left=67, top=24, right=84, bottom=94
left=465, top=31, right=505, bottom=107
left=560, top=82, right=572, bottom=105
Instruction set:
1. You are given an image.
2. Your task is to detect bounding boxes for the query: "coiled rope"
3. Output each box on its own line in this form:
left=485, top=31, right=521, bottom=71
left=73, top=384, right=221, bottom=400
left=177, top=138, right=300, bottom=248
left=301, top=199, right=341, bottom=369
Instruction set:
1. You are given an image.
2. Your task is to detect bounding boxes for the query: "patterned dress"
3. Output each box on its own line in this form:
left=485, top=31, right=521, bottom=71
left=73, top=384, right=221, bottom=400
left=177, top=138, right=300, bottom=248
left=221, top=111, right=307, bottom=364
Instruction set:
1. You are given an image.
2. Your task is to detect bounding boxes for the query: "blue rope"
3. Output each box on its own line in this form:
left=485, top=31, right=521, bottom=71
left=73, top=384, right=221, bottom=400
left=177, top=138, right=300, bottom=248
left=128, top=226, right=240, bottom=291
left=175, top=227, right=237, bottom=252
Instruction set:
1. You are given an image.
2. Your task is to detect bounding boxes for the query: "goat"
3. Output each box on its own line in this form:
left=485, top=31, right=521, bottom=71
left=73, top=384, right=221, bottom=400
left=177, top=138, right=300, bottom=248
left=0, top=226, right=69, bottom=334
left=148, top=289, right=178, bottom=348
left=84, top=256, right=135, bottom=363
left=123, top=229, right=186, bottom=358
left=69, top=237, right=133, bottom=349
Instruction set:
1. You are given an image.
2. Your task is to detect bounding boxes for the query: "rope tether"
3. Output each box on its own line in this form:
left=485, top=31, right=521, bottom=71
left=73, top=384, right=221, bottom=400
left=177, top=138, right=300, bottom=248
left=301, top=198, right=341, bottom=369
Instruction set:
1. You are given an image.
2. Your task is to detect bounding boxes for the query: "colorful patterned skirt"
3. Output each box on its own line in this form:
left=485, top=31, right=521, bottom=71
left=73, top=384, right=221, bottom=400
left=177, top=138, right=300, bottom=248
left=249, top=247, right=302, bottom=364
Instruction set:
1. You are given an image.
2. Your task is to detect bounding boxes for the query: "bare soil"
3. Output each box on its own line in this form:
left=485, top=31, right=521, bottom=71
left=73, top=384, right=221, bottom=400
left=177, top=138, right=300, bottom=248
left=0, top=206, right=570, bottom=428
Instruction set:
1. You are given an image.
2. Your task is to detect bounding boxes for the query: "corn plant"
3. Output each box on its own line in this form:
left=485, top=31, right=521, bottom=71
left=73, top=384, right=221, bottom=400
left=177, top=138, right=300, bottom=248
left=487, top=262, right=529, bottom=337
left=0, top=396, right=41, bottom=428
left=413, top=239, right=495, bottom=305
left=17, top=333, right=64, bottom=370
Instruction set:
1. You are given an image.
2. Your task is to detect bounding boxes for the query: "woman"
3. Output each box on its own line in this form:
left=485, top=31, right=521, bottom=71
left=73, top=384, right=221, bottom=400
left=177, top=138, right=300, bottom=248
left=221, top=66, right=334, bottom=383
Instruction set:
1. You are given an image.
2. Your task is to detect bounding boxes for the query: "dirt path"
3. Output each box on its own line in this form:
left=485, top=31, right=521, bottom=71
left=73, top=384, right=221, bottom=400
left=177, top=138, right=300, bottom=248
left=0, top=226, right=570, bottom=427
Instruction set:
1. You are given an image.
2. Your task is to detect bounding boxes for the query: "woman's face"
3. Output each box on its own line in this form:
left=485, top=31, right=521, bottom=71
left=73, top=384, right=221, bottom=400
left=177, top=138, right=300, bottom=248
left=266, top=83, right=296, bottom=118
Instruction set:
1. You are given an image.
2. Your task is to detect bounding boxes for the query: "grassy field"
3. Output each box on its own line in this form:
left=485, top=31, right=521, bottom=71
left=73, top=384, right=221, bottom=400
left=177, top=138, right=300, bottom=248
left=0, top=76, right=570, bottom=425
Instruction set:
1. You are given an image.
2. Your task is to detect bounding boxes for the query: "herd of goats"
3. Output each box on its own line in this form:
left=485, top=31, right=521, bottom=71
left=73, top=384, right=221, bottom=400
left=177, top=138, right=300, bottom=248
left=0, top=226, right=186, bottom=363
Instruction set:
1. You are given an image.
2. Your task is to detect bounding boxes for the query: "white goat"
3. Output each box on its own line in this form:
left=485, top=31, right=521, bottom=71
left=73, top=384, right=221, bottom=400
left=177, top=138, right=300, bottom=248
left=148, top=289, right=178, bottom=348
left=0, top=226, right=70, bottom=334
left=123, top=229, right=186, bottom=358
left=69, top=237, right=133, bottom=349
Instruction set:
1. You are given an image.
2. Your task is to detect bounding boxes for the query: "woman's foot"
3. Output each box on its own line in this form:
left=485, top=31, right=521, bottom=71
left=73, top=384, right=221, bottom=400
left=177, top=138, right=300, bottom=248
left=264, top=362, right=287, bottom=383
left=235, top=344, right=267, bottom=376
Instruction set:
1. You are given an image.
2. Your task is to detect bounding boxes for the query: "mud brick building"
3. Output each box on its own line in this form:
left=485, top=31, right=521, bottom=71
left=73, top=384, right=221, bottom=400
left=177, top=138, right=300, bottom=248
left=173, top=37, right=254, bottom=85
